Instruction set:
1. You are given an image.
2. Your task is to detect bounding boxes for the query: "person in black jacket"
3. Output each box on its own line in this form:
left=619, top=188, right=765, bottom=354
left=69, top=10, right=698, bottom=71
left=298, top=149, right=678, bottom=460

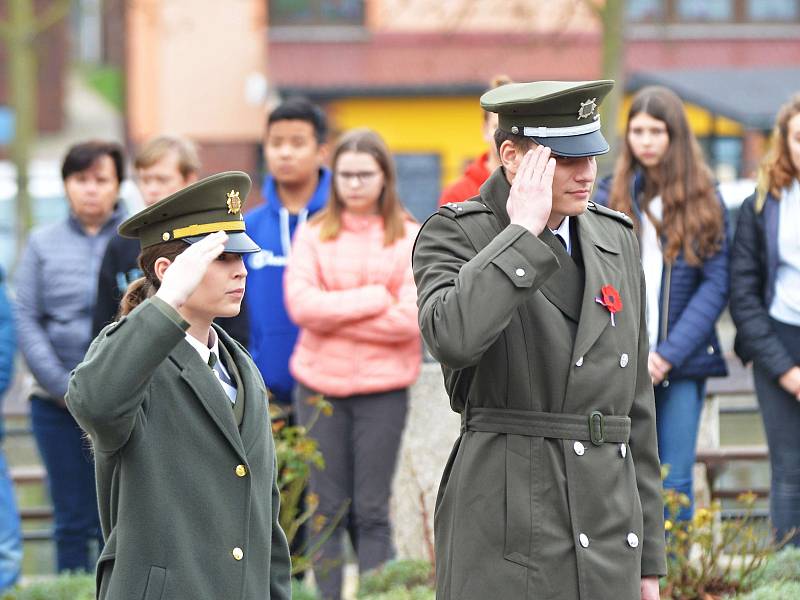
left=92, top=135, right=250, bottom=345
left=594, top=86, right=729, bottom=523
left=730, top=93, right=800, bottom=546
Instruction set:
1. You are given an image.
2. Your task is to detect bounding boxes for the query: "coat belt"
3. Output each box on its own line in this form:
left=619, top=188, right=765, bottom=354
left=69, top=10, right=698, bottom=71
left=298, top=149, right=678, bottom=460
left=463, top=407, right=631, bottom=445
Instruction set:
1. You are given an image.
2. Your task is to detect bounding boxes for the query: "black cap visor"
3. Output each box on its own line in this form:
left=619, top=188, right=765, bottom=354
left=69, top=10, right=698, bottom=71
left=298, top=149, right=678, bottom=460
left=184, top=231, right=261, bottom=254
left=531, top=128, right=610, bottom=158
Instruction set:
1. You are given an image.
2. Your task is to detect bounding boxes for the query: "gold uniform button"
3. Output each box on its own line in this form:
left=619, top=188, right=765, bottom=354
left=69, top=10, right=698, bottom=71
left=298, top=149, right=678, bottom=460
left=235, top=465, right=247, bottom=477
left=232, top=547, right=244, bottom=560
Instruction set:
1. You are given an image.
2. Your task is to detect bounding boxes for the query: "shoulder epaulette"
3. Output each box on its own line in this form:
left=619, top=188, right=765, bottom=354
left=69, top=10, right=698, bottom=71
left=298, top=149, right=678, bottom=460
left=587, top=201, right=633, bottom=228
left=437, top=200, right=492, bottom=218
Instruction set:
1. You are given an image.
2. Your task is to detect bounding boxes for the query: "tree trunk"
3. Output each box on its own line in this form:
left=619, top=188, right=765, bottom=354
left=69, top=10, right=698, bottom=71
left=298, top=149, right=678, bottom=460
left=7, top=0, right=37, bottom=261
left=597, top=0, right=625, bottom=176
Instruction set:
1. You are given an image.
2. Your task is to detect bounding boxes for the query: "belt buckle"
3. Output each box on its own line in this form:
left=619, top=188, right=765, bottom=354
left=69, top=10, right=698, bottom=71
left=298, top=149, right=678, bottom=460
left=589, top=411, right=605, bottom=446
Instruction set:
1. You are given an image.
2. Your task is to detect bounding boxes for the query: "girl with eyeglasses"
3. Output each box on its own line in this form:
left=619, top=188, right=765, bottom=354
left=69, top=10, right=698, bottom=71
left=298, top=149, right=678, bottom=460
left=285, top=128, right=421, bottom=599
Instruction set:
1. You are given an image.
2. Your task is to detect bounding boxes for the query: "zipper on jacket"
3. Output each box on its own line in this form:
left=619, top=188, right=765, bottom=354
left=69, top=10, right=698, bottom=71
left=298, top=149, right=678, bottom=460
left=659, top=263, right=672, bottom=386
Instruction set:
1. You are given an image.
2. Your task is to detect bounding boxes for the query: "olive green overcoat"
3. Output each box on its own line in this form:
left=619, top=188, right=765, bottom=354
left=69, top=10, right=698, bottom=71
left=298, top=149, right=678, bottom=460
left=66, top=298, right=291, bottom=600
left=413, top=169, right=667, bottom=600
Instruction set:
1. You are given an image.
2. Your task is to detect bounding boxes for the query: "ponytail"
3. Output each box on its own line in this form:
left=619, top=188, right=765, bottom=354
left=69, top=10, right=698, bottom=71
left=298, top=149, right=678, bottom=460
left=119, top=277, right=155, bottom=317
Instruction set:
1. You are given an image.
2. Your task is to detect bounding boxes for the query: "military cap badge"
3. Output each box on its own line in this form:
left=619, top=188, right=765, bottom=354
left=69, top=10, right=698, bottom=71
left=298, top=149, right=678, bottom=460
left=226, top=189, right=242, bottom=215
left=578, top=98, right=598, bottom=120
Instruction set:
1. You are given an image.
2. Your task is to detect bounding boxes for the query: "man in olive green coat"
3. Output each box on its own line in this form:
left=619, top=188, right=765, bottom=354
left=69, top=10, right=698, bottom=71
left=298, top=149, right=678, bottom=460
left=67, top=172, right=291, bottom=599
left=413, top=81, right=667, bottom=599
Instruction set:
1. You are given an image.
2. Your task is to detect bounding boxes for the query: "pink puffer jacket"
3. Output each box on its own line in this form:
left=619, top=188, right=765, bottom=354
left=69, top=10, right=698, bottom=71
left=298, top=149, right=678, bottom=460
left=285, top=213, right=421, bottom=397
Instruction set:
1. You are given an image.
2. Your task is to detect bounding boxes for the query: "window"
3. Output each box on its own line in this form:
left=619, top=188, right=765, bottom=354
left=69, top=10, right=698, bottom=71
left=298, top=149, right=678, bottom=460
left=747, top=0, right=798, bottom=20
left=626, top=0, right=664, bottom=22
left=394, top=154, right=441, bottom=223
left=677, top=0, right=733, bottom=21
left=269, top=0, right=365, bottom=27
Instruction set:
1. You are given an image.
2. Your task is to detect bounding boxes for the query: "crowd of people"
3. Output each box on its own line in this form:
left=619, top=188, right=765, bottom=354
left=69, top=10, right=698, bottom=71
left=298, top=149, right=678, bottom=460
left=0, top=77, right=796, bottom=599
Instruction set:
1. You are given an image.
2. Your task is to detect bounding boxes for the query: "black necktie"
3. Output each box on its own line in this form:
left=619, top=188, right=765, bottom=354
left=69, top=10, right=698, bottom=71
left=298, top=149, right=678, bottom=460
left=555, top=233, right=568, bottom=253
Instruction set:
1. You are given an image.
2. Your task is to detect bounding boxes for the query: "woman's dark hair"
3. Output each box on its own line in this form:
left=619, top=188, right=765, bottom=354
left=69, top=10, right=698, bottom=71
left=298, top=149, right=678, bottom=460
left=61, top=140, right=126, bottom=184
left=119, top=241, right=187, bottom=317
left=313, top=127, right=413, bottom=246
left=608, top=86, right=723, bottom=266
left=757, top=93, right=800, bottom=210
left=267, top=97, right=328, bottom=144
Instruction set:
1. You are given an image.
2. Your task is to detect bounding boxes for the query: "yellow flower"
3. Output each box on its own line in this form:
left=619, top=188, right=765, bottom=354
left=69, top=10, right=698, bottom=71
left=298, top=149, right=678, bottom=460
left=664, top=520, right=673, bottom=531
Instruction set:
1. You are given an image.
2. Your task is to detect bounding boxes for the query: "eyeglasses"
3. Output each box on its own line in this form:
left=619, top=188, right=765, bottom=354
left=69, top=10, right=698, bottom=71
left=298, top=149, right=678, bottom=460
left=335, top=171, right=381, bottom=185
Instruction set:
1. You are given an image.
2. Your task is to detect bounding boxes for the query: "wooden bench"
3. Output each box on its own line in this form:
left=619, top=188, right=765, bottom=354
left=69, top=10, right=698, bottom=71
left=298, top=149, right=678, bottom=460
left=695, top=445, right=769, bottom=500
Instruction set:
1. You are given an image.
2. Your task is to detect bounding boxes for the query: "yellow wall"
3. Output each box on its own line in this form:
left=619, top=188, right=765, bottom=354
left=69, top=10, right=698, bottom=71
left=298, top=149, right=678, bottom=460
left=329, top=96, right=489, bottom=186
left=329, top=94, right=745, bottom=190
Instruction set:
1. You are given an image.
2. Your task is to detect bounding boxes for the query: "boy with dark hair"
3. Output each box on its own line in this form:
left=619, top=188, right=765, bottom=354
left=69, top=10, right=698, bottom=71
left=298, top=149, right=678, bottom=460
left=245, top=97, right=331, bottom=410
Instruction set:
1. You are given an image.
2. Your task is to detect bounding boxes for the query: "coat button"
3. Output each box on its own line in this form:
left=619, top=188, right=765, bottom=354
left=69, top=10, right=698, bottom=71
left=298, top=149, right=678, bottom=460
left=232, top=547, right=244, bottom=560
left=619, top=443, right=627, bottom=459
left=573, top=441, right=585, bottom=456
left=707, top=345, right=715, bottom=355
left=515, top=268, right=526, bottom=277
left=579, top=533, right=589, bottom=548
left=619, top=353, right=629, bottom=368
left=662, top=380, right=670, bottom=388
left=575, top=356, right=584, bottom=367
left=235, top=465, right=247, bottom=477
left=627, top=533, right=639, bottom=548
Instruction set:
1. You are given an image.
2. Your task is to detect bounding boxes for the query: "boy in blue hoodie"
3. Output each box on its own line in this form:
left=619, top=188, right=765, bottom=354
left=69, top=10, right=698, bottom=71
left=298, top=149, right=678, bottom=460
left=245, top=98, right=331, bottom=410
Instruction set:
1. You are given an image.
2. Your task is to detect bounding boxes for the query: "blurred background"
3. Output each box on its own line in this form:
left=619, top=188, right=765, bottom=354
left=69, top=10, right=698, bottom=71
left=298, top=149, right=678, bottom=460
left=2, top=0, right=800, bottom=267
left=2, top=0, right=799, bottom=582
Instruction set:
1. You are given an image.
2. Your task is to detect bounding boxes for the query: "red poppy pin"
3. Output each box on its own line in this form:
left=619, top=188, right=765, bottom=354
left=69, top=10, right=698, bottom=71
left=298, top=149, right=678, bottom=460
left=595, top=284, right=623, bottom=327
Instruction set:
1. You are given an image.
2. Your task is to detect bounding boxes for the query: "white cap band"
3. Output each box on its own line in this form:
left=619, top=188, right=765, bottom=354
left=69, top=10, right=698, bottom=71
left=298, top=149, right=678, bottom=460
left=522, top=119, right=602, bottom=138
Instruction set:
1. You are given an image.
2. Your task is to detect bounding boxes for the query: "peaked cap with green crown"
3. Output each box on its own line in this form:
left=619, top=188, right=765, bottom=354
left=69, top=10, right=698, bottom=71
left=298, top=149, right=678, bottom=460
left=480, top=80, right=614, bottom=157
left=118, top=171, right=260, bottom=254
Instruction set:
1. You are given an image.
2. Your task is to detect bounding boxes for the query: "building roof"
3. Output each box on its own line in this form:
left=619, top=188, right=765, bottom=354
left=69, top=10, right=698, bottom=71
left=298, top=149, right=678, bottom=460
left=628, top=67, right=800, bottom=130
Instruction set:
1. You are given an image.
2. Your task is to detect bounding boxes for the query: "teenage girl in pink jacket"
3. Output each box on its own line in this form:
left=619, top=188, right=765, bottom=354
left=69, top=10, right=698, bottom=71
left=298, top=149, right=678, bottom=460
left=285, top=128, right=421, bottom=600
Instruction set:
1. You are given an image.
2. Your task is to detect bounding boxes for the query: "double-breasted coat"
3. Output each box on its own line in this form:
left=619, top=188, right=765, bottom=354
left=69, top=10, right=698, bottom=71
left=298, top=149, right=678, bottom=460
left=67, top=298, right=291, bottom=600
left=412, top=169, right=667, bottom=600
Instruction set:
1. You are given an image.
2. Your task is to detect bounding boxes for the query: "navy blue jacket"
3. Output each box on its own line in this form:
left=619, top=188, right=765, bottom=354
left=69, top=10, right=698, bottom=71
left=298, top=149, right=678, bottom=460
left=729, top=190, right=795, bottom=380
left=244, top=169, right=331, bottom=406
left=594, top=175, right=729, bottom=381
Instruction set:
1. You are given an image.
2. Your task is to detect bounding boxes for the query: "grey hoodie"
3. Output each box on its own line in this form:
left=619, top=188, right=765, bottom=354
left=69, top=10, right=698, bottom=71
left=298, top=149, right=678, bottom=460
left=14, top=205, right=127, bottom=401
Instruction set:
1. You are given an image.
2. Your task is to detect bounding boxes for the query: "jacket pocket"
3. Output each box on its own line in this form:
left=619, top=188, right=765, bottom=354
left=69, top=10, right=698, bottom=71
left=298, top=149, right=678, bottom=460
left=503, top=434, right=534, bottom=567
left=142, top=566, right=167, bottom=600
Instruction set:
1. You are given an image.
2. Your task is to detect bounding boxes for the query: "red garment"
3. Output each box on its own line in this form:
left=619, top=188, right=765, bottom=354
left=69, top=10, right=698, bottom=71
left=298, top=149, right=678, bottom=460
left=438, top=152, right=491, bottom=206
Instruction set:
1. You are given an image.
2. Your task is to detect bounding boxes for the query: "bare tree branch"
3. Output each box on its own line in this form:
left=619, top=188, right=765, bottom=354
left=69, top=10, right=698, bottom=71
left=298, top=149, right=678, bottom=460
left=33, top=0, right=72, bottom=36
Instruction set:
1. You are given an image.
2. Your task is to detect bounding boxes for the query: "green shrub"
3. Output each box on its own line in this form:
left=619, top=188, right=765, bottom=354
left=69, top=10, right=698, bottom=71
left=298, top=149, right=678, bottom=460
left=357, top=560, right=434, bottom=597
left=360, top=586, right=435, bottom=600
left=732, top=581, right=800, bottom=600
left=745, top=545, right=800, bottom=588
left=291, top=578, right=320, bottom=600
left=1, top=573, right=95, bottom=600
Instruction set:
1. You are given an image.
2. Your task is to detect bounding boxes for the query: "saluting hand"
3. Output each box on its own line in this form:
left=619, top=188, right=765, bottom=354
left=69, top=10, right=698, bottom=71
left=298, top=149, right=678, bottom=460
left=156, top=231, right=228, bottom=310
left=507, top=145, right=556, bottom=236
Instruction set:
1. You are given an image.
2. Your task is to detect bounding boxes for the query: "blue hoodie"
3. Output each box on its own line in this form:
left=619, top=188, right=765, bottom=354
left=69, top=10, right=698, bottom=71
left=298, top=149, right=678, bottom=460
left=244, top=168, right=331, bottom=405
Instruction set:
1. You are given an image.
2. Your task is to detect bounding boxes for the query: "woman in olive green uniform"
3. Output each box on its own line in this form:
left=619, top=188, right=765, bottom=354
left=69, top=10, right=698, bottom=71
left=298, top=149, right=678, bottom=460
left=67, top=172, right=291, bottom=600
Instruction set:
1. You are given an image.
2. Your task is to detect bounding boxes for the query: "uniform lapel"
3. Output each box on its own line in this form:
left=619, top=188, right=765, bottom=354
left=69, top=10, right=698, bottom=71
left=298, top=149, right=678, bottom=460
left=215, top=326, right=268, bottom=454
left=573, top=210, right=623, bottom=360
left=170, top=339, right=246, bottom=458
left=538, top=229, right=582, bottom=323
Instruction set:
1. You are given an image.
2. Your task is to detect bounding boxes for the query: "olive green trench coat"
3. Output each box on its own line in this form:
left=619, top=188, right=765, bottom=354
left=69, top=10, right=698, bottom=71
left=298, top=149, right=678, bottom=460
left=67, top=298, right=291, bottom=600
left=413, top=169, right=666, bottom=600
